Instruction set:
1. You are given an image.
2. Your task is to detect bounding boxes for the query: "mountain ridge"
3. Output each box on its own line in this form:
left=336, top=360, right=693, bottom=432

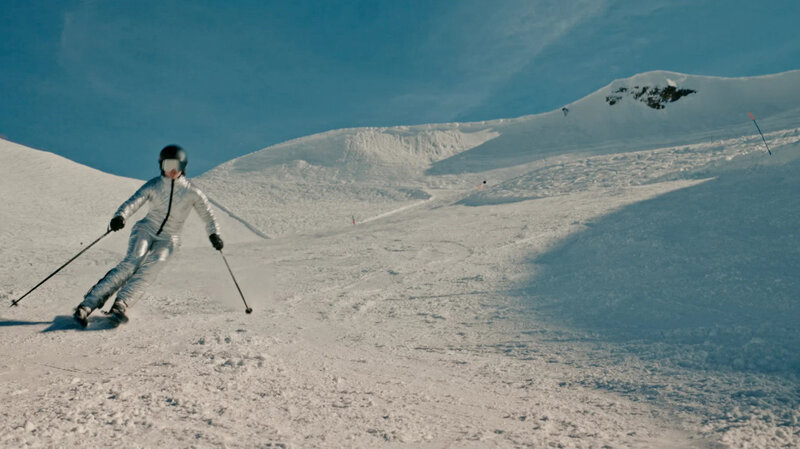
left=196, top=69, right=800, bottom=236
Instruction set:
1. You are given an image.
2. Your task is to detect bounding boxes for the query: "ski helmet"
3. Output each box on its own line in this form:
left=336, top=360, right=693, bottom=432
left=159, top=144, right=188, bottom=174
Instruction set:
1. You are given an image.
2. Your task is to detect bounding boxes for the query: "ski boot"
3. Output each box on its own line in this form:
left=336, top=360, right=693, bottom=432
left=107, top=301, right=129, bottom=324
left=74, top=306, right=91, bottom=328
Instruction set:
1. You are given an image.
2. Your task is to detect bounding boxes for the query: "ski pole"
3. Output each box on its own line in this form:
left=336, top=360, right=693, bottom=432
left=10, top=229, right=112, bottom=307
left=748, top=112, right=772, bottom=156
left=219, top=251, right=253, bottom=314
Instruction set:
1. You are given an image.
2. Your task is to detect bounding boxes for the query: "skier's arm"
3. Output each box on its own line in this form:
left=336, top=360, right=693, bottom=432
left=114, top=179, right=156, bottom=220
left=191, top=187, right=221, bottom=238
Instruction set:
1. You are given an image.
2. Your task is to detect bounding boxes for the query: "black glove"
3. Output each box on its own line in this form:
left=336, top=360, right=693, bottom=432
left=209, top=233, right=224, bottom=251
left=110, top=216, right=125, bottom=232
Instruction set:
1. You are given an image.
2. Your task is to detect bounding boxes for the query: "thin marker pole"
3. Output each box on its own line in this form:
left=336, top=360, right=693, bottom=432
left=749, top=112, right=772, bottom=156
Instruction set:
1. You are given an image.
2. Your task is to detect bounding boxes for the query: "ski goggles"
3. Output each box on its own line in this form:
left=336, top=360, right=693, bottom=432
left=161, top=159, right=183, bottom=172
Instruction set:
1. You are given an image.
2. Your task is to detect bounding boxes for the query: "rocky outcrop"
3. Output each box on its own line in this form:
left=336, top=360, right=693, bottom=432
left=606, top=85, right=696, bottom=109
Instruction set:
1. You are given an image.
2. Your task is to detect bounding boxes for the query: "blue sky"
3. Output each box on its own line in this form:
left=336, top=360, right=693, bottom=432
left=1, top=0, right=799, bottom=179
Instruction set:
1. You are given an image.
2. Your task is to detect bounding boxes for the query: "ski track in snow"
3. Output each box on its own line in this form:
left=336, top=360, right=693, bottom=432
left=3, top=72, right=800, bottom=448
left=359, top=196, right=435, bottom=225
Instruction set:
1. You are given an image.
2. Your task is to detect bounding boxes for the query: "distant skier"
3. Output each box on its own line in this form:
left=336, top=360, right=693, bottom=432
left=73, top=145, right=224, bottom=327
left=562, top=107, right=569, bottom=117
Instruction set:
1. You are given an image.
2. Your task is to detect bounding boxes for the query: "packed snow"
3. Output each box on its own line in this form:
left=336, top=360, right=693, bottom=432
left=2, top=70, right=799, bottom=448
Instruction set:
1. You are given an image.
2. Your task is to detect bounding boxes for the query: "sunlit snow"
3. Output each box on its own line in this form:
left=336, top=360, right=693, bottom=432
left=2, top=70, right=799, bottom=448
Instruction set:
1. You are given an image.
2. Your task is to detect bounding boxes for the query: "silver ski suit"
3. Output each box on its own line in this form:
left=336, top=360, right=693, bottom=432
left=81, top=175, right=220, bottom=311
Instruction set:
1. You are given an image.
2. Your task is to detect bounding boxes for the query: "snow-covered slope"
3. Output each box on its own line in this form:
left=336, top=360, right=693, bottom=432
left=430, top=70, right=800, bottom=174
left=0, top=138, right=141, bottom=248
left=199, top=70, right=800, bottom=237
left=0, top=138, right=262, bottom=251
left=197, top=126, right=500, bottom=237
left=3, top=70, right=800, bottom=448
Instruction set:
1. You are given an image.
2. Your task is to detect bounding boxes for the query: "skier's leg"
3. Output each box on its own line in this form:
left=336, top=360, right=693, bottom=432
left=78, top=224, right=152, bottom=311
left=112, top=236, right=176, bottom=313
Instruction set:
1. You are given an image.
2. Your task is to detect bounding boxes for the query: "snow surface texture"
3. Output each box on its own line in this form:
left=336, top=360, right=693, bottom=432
left=2, top=71, right=799, bottom=448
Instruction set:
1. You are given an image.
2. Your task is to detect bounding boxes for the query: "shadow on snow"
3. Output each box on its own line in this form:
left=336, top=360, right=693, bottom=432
left=518, top=162, right=800, bottom=376
left=0, top=319, right=51, bottom=327
left=0, top=316, right=118, bottom=332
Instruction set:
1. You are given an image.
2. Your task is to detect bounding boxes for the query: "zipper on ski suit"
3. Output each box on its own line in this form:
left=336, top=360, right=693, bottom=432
left=156, top=179, right=175, bottom=236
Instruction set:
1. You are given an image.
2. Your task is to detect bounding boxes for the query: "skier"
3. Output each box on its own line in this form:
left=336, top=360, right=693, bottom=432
left=73, top=145, right=224, bottom=327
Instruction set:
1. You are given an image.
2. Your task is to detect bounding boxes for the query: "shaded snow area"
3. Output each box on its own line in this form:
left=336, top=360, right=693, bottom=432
left=2, top=71, right=800, bottom=448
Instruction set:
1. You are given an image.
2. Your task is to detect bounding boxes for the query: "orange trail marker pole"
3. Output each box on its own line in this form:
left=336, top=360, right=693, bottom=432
left=749, top=112, right=772, bottom=156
